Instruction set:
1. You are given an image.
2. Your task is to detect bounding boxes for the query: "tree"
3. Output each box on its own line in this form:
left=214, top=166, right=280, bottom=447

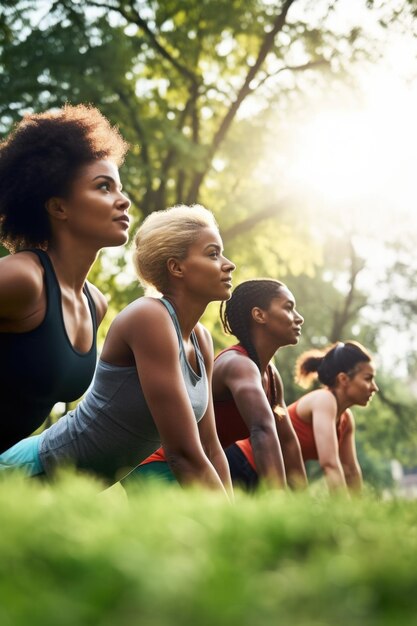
left=1, top=0, right=375, bottom=217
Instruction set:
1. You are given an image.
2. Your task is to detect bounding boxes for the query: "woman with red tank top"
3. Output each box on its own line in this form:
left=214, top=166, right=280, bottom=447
left=235, top=341, right=379, bottom=494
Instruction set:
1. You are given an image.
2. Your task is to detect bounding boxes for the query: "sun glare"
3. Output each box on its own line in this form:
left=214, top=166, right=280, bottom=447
left=282, top=80, right=416, bottom=236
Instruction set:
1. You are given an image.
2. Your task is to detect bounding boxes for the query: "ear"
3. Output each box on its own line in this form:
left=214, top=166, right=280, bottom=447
left=336, top=371, right=349, bottom=387
left=251, top=306, right=267, bottom=325
left=167, top=257, right=183, bottom=280
left=45, top=197, right=67, bottom=222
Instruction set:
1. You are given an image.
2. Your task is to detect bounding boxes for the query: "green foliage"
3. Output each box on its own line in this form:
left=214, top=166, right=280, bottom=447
left=354, top=374, right=417, bottom=469
left=1, top=473, right=417, bottom=626
left=0, top=0, right=372, bottom=215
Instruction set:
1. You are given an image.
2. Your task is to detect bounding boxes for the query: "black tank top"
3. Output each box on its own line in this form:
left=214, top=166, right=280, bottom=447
left=0, top=249, right=98, bottom=452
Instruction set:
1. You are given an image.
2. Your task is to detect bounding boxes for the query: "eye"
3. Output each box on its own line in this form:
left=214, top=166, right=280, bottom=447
left=97, top=181, right=111, bottom=191
left=209, top=251, right=219, bottom=258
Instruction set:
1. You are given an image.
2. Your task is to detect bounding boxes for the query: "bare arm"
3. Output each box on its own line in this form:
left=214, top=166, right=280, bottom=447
left=271, top=367, right=307, bottom=490
left=339, top=410, right=362, bottom=493
left=196, top=326, right=233, bottom=498
left=274, top=410, right=308, bottom=490
left=124, top=299, right=228, bottom=495
left=214, top=352, right=286, bottom=489
left=311, top=391, right=348, bottom=493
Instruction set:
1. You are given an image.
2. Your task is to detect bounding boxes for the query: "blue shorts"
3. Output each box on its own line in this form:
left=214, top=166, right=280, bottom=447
left=0, top=434, right=44, bottom=476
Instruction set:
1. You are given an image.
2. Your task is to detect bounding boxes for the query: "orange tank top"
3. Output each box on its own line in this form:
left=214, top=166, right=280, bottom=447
left=235, top=400, right=350, bottom=469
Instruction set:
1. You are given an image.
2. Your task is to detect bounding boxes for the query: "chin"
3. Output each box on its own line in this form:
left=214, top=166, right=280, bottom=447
left=114, top=233, right=130, bottom=246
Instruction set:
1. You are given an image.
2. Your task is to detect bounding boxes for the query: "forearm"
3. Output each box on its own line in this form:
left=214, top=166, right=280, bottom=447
left=250, top=429, right=286, bottom=489
left=321, top=462, right=348, bottom=493
left=208, top=447, right=234, bottom=499
left=281, top=439, right=308, bottom=490
left=344, top=466, right=363, bottom=493
left=165, top=451, right=229, bottom=498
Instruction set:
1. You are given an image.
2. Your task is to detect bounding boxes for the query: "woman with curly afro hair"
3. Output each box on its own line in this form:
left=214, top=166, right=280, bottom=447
left=0, top=104, right=130, bottom=452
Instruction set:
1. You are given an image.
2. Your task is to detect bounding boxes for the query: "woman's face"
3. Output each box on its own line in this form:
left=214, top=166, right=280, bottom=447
left=175, top=226, right=236, bottom=302
left=345, top=361, right=379, bottom=406
left=56, top=159, right=131, bottom=248
left=259, top=287, right=304, bottom=346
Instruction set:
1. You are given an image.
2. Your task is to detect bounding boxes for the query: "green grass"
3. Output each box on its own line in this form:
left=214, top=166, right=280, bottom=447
left=0, top=473, right=416, bottom=626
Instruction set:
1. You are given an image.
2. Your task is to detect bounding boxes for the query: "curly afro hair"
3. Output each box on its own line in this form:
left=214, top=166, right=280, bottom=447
left=0, top=104, right=129, bottom=252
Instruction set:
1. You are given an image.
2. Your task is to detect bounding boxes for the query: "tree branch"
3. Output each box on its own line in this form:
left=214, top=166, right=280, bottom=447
left=253, top=58, right=330, bottom=91
left=221, top=197, right=290, bottom=244
left=186, top=0, right=297, bottom=203
left=87, top=0, right=198, bottom=86
left=330, top=240, right=366, bottom=342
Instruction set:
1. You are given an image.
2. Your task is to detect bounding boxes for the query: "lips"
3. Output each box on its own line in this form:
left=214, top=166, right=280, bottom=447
left=222, top=278, right=233, bottom=288
left=115, top=215, right=130, bottom=226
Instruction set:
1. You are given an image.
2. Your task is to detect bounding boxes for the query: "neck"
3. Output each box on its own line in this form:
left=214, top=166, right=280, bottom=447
left=46, top=242, right=99, bottom=292
left=247, top=330, right=283, bottom=373
left=330, top=387, right=351, bottom=418
left=162, top=292, right=208, bottom=339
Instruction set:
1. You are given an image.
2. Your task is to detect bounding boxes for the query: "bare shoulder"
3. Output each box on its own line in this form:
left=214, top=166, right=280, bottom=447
left=0, top=252, right=44, bottom=315
left=298, top=388, right=337, bottom=419
left=102, top=297, right=180, bottom=363
left=113, top=297, right=176, bottom=339
left=215, top=347, right=258, bottom=375
left=85, top=281, right=108, bottom=326
left=214, top=347, right=261, bottom=392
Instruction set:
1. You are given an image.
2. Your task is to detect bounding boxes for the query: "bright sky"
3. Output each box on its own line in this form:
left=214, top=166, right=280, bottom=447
left=259, top=0, right=417, bottom=375
left=277, top=1, right=417, bottom=235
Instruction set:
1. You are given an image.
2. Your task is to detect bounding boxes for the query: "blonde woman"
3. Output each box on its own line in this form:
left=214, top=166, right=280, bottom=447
left=0, top=205, right=235, bottom=496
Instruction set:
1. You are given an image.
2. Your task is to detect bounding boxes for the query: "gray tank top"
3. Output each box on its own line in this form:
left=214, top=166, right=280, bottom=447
left=39, top=298, right=208, bottom=483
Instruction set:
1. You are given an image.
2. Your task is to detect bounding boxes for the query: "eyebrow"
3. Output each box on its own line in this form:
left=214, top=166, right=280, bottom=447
left=285, top=298, right=296, bottom=307
left=92, top=174, right=123, bottom=189
left=205, top=243, right=221, bottom=249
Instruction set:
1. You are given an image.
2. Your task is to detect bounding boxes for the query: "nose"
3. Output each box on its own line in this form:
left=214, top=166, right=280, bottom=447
left=372, top=380, right=379, bottom=392
left=222, top=255, right=236, bottom=272
left=117, top=190, right=131, bottom=211
left=295, top=309, right=304, bottom=325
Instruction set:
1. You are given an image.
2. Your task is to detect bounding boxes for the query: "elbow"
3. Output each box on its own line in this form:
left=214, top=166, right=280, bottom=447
left=164, top=448, right=206, bottom=475
left=249, top=423, right=277, bottom=441
left=344, top=465, right=362, bottom=481
left=320, top=459, right=342, bottom=474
